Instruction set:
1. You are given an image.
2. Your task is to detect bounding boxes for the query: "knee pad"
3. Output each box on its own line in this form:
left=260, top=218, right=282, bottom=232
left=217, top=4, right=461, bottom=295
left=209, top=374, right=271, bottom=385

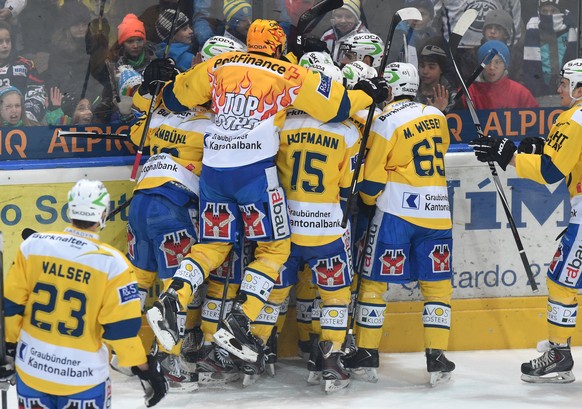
left=419, top=279, right=453, bottom=304
left=240, top=268, right=276, bottom=303
left=356, top=279, right=386, bottom=329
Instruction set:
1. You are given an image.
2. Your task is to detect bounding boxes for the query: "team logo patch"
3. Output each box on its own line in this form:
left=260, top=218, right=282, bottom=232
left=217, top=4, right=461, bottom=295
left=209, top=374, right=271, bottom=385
left=429, top=244, right=451, bottom=273
left=19, top=398, right=50, bottom=409
left=118, top=283, right=140, bottom=304
left=63, top=399, right=99, bottom=409
left=159, top=229, right=195, bottom=268
left=202, top=203, right=235, bottom=239
left=402, top=192, right=419, bottom=210
left=127, top=224, right=136, bottom=260
left=316, top=73, right=333, bottom=99
left=241, top=204, right=267, bottom=238
left=314, top=256, right=346, bottom=287
left=379, top=249, right=406, bottom=276
left=549, top=244, right=564, bottom=273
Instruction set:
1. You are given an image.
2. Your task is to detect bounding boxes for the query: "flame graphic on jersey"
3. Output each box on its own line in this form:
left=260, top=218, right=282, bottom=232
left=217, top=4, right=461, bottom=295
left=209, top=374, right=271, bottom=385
left=211, top=70, right=299, bottom=121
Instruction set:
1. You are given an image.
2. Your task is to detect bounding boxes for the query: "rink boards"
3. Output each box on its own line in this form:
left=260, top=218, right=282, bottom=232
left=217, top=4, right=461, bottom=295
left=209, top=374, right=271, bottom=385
left=0, top=152, right=578, bottom=353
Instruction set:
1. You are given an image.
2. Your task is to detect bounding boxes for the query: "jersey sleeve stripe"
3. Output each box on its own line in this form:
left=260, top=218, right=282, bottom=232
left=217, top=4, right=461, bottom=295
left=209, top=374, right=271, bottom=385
left=540, top=154, right=565, bottom=184
left=162, top=81, right=189, bottom=113
left=4, top=298, right=24, bottom=317
left=102, top=317, right=142, bottom=340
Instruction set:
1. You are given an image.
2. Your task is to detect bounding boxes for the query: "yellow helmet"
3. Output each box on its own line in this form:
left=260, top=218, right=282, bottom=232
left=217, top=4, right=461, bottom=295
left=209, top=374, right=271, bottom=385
left=246, top=19, right=287, bottom=57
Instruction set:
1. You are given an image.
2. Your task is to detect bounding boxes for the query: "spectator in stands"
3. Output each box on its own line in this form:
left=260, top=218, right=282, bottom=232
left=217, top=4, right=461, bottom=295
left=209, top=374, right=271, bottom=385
left=43, top=87, right=95, bottom=126
left=0, top=21, right=46, bottom=124
left=155, top=9, right=195, bottom=72
left=192, top=0, right=224, bottom=51
left=467, top=40, right=538, bottom=109
left=45, top=1, right=102, bottom=109
left=389, top=0, right=437, bottom=66
left=523, top=0, right=577, bottom=97
left=92, top=13, right=154, bottom=124
left=415, top=37, right=457, bottom=113
left=223, top=0, right=252, bottom=49
left=481, top=9, right=523, bottom=81
left=140, top=0, right=192, bottom=44
left=0, top=86, right=35, bottom=127
left=320, top=0, right=368, bottom=63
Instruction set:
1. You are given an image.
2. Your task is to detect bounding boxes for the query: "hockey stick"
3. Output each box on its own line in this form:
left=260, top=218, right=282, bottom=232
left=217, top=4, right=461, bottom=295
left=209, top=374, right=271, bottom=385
left=341, top=6, right=422, bottom=228
left=452, top=48, right=498, bottom=104
left=443, top=12, right=538, bottom=293
left=0, top=234, right=6, bottom=408
left=81, top=0, right=107, bottom=99
left=295, top=0, right=344, bottom=55
left=57, top=130, right=128, bottom=139
left=129, top=0, right=183, bottom=182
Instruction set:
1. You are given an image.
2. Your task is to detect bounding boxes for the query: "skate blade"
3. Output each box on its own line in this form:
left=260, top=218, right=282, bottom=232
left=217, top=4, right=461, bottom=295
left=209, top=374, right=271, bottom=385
left=521, top=371, right=575, bottom=384
left=347, top=367, right=378, bottom=383
left=429, top=371, right=452, bottom=387
left=322, top=378, right=350, bottom=393
left=242, top=374, right=261, bottom=388
left=266, top=363, right=276, bottom=377
left=213, top=328, right=259, bottom=362
left=306, top=371, right=322, bottom=385
left=198, top=371, right=240, bottom=385
left=110, top=355, right=134, bottom=377
left=146, top=307, right=177, bottom=351
left=167, top=380, right=199, bottom=393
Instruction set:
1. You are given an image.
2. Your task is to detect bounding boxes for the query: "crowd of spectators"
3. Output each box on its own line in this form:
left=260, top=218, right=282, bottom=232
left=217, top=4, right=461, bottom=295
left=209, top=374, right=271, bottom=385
left=0, top=0, right=577, bottom=129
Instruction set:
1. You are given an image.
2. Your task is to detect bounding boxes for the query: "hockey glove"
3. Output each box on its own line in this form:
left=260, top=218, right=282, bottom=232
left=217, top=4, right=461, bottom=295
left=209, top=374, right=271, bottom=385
left=469, top=136, right=516, bottom=171
left=301, top=36, right=330, bottom=54
left=0, top=343, right=16, bottom=391
left=131, top=355, right=168, bottom=407
left=143, top=58, right=180, bottom=95
left=354, top=77, right=390, bottom=104
left=517, top=136, right=545, bottom=155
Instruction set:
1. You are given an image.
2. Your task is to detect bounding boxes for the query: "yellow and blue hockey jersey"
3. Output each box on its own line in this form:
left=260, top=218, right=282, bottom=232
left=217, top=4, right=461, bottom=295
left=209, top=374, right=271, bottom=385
left=4, top=227, right=146, bottom=395
left=360, top=100, right=452, bottom=230
left=278, top=109, right=361, bottom=246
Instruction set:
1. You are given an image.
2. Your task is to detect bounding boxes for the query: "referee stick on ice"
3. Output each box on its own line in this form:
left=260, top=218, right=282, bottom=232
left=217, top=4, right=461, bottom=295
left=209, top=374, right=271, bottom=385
left=129, top=0, right=183, bottom=181
left=444, top=9, right=538, bottom=293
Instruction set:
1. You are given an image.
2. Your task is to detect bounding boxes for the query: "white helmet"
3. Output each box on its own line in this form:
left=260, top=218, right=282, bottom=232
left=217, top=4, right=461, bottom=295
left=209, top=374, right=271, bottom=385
left=338, top=33, right=384, bottom=69
left=67, top=179, right=110, bottom=229
left=561, top=59, right=582, bottom=102
left=200, top=36, right=246, bottom=62
left=298, top=51, right=334, bottom=68
left=309, top=62, right=344, bottom=83
left=342, top=61, right=377, bottom=89
left=383, top=62, right=419, bottom=99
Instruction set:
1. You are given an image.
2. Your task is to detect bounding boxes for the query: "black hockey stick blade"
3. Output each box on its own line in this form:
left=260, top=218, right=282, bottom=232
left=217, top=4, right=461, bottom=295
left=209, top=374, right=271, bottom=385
left=379, top=7, right=422, bottom=73
left=448, top=8, right=477, bottom=55
left=295, top=0, right=344, bottom=51
left=22, top=228, right=37, bottom=240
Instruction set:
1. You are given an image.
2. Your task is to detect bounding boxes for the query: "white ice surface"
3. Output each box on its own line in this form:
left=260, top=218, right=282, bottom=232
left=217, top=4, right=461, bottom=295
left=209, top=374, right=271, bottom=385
left=7, top=347, right=582, bottom=408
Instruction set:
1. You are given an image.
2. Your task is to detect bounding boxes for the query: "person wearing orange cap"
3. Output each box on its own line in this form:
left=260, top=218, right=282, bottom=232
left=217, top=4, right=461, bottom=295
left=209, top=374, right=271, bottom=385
left=92, top=13, right=155, bottom=124
left=143, top=18, right=388, bottom=383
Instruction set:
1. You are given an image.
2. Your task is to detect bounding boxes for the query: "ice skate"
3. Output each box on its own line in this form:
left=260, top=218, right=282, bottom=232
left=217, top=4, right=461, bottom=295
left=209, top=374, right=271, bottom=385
left=195, top=343, right=240, bottom=385
left=521, top=341, right=575, bottom=384
left=306, top=334, right=322, bottom=385
left=320, top=341, right=350, bottom=393
left=179, top=326, right=204, bottom=373
left=341, top=347, right=379, bottom=383
left=426, top=348, right=455, bottom=386
left=213, top=302, right=263, bottom=363
left=298, top=339, right=311, bottom=361
left=238, top=354, right=266, bottom=388
left=146, top=289, right=181, bottom=351
left=152, top=344, right=198, bottom=393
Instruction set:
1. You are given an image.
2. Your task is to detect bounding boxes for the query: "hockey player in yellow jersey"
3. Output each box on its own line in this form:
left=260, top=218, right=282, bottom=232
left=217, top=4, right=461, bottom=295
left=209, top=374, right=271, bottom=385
left=144, top=19, right=389, bottom=365
left=469, top=59, right=582, bottom=384
left=0, top=179, right=167, bottom=408
left=342, top=62, right=455, bottom=386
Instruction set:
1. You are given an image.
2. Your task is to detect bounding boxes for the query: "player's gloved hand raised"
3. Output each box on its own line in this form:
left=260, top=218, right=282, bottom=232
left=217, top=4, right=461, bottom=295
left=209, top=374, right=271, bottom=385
left=0, top=343, right=16, bottom=391
left=301, top=36, right=330, bottom=54
left=354, top=77, right=390, bottom=104
left=469, top=135, right=516, bottom=171
left=131, top=355, right=168, bottom=407
left=517, top=136, right=545, bottom=155
left=143, top=58, right=180, bottom=95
